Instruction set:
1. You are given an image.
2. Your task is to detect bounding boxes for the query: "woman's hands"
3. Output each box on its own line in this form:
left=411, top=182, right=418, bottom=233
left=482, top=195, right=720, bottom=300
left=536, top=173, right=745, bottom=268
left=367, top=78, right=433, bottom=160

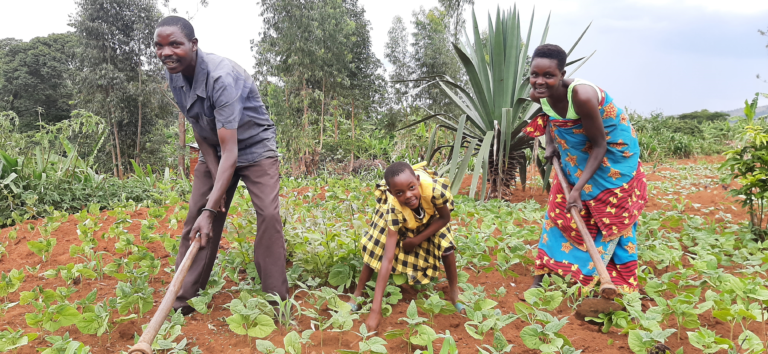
left=566, top=189, right=583, bottom=213
left=544, top=144, right=561, bottom=165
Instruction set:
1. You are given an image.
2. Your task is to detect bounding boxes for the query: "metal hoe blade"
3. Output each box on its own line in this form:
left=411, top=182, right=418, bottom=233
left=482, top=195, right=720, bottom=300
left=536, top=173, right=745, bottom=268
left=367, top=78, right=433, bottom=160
left=574, top=297, right=624, bottom=324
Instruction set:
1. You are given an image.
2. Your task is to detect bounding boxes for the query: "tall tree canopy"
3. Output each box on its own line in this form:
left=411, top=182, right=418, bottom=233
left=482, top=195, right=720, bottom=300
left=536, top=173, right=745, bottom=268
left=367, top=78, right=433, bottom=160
left=0, top=33, right=78, bottom=130
left=70, top=0, right=173, bottom=176
left=410, top=6, right=461, bottom=114
left=385, top=15, right=412, bottom=105
left=252, top=0, right=383, bottom=162
left=438, top=0, right=474, bottom=43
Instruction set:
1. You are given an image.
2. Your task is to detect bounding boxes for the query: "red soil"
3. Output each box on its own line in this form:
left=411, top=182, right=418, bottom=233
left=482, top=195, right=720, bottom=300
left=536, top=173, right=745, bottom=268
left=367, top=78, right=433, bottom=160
left=0, top=156, right=757, bottom=353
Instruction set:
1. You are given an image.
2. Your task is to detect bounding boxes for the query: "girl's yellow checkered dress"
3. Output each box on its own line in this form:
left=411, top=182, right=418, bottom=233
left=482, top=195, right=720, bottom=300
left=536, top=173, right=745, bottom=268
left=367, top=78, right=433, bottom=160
left=360, top=165, right=456, bottom=285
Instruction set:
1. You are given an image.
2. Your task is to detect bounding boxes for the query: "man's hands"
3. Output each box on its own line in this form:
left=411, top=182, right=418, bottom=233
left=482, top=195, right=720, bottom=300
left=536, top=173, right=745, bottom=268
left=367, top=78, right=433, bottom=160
left=205, top=164, right=228, bottom=214
left=401, top=237, right=421, bottom=253
left=189, top=210, right=215, bottom=248
left=206, top=194, right=227, bottom=213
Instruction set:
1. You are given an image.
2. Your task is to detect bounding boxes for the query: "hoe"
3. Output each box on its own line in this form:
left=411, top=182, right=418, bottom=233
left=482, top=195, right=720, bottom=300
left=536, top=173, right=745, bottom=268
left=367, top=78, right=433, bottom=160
left=551, top=156, right=623, bottom=322
left=128, top=235, right=201, bottom=354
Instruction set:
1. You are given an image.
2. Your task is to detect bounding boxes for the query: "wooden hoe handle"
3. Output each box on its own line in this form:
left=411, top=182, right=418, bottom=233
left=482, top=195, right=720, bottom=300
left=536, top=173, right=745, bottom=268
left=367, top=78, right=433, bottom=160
left=551, top=157, right=618, bottom=300
left=128, top=237, right=202, bottom=354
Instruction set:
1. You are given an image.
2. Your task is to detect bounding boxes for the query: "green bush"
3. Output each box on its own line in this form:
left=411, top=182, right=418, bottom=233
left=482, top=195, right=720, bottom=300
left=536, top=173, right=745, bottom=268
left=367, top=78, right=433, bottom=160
left=632, top=111, right=737, bottom=162
left=0, top=110, right=190, bottom=227
left=720, top=93, right=768, bottom=242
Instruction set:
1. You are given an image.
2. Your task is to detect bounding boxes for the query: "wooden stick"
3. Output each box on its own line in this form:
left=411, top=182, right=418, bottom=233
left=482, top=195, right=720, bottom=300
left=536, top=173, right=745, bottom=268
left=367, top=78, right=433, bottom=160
left=551, top=157, right=618, bottom=300
left=128, top=236, right=201, bottom=354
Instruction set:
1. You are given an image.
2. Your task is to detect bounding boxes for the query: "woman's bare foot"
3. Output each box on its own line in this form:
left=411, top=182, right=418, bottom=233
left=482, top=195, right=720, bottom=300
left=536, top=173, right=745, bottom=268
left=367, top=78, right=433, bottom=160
left=518, top=274, right=545, bottom=301
left=530, top=274, right=545, bottom=289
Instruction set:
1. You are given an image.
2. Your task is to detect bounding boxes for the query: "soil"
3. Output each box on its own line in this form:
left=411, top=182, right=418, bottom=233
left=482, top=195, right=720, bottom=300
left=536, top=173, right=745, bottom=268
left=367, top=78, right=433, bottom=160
left=0, top=156, right=757, bottom=353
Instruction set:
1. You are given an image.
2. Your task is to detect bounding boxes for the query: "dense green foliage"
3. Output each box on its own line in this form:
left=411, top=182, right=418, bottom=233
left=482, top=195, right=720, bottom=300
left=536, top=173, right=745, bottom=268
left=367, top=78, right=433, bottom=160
left=721, top=93, right=768, bottom=242
left=633, top=111, right=737, bottom=162
left=0, top=111, right=189, bottom=227
left=676, top=109, right=730, bottom=123
left=0, top=33, right=78, bottom=130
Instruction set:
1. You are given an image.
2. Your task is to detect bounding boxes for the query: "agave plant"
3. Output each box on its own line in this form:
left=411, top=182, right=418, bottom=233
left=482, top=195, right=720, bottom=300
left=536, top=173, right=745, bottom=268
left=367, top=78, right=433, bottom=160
left=401, top=6, right=592, bottom=200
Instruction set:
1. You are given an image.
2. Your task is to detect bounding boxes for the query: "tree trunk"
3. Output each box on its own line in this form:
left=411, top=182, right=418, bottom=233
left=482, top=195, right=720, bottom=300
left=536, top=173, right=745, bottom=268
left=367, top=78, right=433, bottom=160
left=334, top=98, right=339, bottom=141
left=303, top=78, right=308, bottom=132
left=487, top=125, right=523, bottom=201
left=112, top=112, right=123, bottom=180
left=110, top=134, right=118, bottom=178
left=302, top=78, right=309, bottom=155
left=178, top=111, right=186, bottom=177
left=350, top=97, right=355, bottom=172
left=320, top=78, right=325, bottom=150
left=136, top=69, right=142, bottom=165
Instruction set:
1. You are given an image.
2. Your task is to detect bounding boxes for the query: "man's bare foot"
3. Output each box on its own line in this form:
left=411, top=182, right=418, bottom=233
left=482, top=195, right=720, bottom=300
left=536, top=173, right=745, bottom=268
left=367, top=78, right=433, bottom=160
left=365, top=309, right=382, bottom=333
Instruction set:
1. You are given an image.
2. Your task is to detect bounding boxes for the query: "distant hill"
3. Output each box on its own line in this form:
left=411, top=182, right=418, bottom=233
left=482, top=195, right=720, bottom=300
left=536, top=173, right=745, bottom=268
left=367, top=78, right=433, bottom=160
left=720, top=105, right=768, bottom=118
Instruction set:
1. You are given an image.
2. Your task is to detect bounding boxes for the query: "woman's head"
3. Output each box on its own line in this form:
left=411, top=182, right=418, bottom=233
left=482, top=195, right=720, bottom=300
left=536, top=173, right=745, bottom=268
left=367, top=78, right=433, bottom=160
left=529, top=44, right=568, bottom=100
left=532, top=44, right=567, bottom=71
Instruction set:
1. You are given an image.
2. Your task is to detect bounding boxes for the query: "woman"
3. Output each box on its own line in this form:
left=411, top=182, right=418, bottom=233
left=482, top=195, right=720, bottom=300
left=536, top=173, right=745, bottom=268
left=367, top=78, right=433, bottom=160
left=523, top=44, right=648, bottom=293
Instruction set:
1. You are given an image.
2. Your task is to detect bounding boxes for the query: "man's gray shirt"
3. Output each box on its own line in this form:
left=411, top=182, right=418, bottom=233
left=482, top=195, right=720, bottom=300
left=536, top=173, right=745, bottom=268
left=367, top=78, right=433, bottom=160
left=167, top=50, right=277, bottom=166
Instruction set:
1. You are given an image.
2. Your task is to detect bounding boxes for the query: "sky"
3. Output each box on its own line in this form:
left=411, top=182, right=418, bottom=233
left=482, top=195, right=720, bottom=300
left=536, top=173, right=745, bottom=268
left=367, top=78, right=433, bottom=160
left=1, top=0, right=767, bottom=115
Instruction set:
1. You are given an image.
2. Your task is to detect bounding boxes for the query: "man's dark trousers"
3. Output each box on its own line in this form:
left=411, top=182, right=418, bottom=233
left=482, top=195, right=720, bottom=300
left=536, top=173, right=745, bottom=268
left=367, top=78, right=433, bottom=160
left=173, top=156, right=289, bottom=309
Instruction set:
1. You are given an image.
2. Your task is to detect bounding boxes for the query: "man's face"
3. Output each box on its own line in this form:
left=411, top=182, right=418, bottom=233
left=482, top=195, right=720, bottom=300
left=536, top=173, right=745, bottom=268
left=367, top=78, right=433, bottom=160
left=387, top=172, right=421, bottom=210
left=154, top=26, right=197, bottom=76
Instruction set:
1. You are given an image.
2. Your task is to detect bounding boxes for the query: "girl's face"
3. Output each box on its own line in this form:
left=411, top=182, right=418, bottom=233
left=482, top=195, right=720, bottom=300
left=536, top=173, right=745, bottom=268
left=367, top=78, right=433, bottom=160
left=529, top=58, right=565, bottom=100
left=387, top=172, right=421, bottom=210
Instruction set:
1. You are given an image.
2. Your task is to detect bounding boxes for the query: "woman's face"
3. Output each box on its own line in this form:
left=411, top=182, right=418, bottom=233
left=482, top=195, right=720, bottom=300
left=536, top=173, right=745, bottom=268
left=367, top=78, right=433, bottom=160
left=529, top=58, right=564, bottom=100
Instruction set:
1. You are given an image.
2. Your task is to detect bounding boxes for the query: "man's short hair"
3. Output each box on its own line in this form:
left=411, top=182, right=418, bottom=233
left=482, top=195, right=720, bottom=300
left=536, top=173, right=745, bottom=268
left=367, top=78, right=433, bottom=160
left=384, top=162, right=415, bottom=186
left=156, top=16, right=196, bottom=41
left=532, top=44, right=567, bottom=72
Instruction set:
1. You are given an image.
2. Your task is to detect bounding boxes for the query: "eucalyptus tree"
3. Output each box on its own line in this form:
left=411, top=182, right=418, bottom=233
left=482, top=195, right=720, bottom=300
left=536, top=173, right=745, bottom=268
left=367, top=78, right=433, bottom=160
left=385, top=16, right=413, bottom=106
left=70, top=0, right=171, bottom=176
left=410, top=6, right=462, bottom=116
left=253, top=0, right=382, bottom=163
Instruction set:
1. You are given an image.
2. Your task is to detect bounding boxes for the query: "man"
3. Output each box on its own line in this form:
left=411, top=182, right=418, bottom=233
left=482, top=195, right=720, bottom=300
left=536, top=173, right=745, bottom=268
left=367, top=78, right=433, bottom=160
left=154, top=16, right=288, bottom=316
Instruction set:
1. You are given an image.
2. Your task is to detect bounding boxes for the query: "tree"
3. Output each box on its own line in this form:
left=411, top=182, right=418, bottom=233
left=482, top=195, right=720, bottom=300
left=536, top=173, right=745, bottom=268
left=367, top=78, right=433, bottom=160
left=254, top=0, right=328, bottom=154
left=341, top=0, right=385, bottom=167
left=676, top=109, right=729, bottom=122
left=410, top=6, right=462, bottom=114
left=0, top=34, right=78, bottom=130
left=253, top=0, right=383, bottom=167
left=438, top=0, right=474, bottom=43
left=70, top=0, right=171, bottom=177
left=385, top=16, right=412, bottom=105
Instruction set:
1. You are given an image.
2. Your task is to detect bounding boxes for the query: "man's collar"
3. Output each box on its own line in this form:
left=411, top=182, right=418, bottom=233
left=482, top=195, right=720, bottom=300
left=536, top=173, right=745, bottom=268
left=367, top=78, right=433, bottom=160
left=191, top=50, right=208, bottom=98
left=170, top=49, right=208, bottom=99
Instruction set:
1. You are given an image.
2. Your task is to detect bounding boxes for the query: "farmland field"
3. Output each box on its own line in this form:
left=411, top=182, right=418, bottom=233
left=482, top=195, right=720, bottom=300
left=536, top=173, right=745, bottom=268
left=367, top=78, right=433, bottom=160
left=0, top=155, right=764, bottom=354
